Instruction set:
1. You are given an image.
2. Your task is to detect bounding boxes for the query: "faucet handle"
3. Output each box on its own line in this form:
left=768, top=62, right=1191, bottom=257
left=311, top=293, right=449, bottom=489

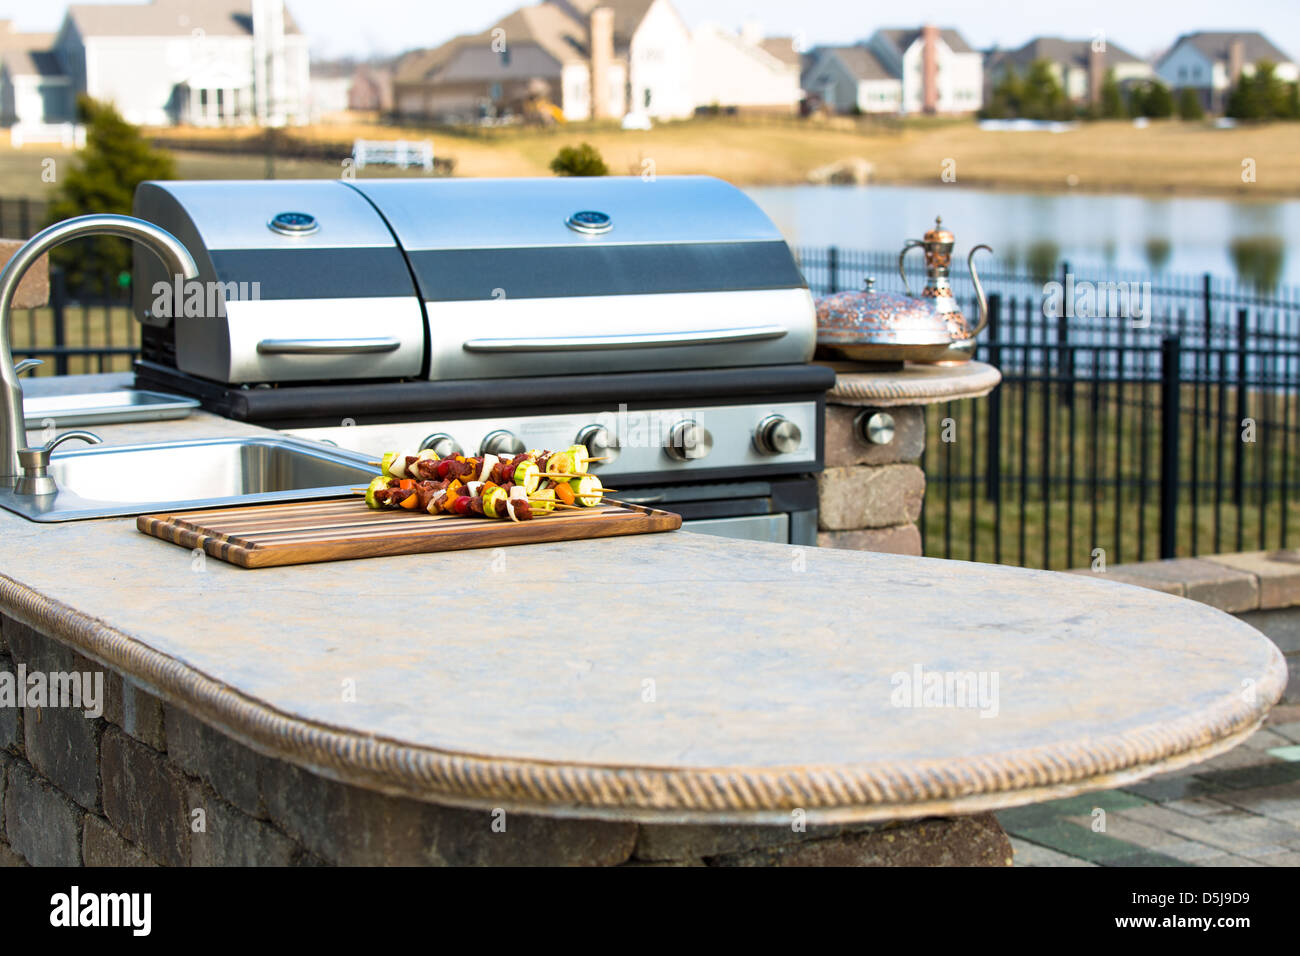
left=44, top=430, right=102, bottom=453
left=20, top=429, right=103, bottom=469
left=14, top=358, right=41, bottom=377
left=15, top=430, right=101, bottom=496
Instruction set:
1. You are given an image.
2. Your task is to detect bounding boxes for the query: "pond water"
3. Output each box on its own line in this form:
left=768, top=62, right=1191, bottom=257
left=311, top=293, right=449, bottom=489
left=745, top=184, right=1300, bottom=289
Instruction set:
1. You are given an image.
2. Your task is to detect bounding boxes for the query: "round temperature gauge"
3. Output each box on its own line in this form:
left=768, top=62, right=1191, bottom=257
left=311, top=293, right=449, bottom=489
left=268, top=211, right=320, bottom=236
left=565, top=210, right=613, bottom=235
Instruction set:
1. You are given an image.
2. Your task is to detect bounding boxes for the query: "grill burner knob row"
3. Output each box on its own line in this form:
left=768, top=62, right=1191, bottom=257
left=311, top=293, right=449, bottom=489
left=420, top=433, right=462, bottom=458
left=480, top=429, right=526, bottom=457
left=576, top=425, right=621, bottom=464
left=754, top=415, right=802, bottom=456
left=665, top=421, right=713, bottom=462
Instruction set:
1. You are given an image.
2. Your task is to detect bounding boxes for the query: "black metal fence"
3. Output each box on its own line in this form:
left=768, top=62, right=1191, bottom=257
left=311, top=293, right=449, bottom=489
left=797, top=246, right=1300, bottom=570
left=10, top=266, right=138, bottom=377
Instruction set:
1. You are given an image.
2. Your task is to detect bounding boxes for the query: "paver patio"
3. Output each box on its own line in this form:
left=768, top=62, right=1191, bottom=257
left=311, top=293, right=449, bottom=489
left=999, top=709, right=1300, bottom=866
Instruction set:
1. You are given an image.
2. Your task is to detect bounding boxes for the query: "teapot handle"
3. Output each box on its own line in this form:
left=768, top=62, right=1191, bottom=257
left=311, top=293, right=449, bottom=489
left=898, top=240, right=924, bottom=297
left=967, top=244, right=994, bottom=337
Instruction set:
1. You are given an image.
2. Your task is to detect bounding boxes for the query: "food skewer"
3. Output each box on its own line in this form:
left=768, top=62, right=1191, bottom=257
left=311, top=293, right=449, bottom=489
left=358, top=443, right=624, bottom=520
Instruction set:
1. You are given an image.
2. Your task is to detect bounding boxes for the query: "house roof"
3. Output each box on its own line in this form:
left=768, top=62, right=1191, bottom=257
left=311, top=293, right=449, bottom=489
left=814, top=45, right=894, bottom=82
left=874, top=27, right=974, bottom=56
left=1159, top=31, right=1294, bottom=67
left=66, top=0, right=303, bottom=39
left=759, top=37, right=802, bottom=68
left=395, top=0, right=649, bottom=85
left=495, top=4, right=590, bottom=64
left=562, top=0, right=656, bottom=48
left=0, top=28, right=59, bottom=78
left=995, top=37, right=1145, bottom=71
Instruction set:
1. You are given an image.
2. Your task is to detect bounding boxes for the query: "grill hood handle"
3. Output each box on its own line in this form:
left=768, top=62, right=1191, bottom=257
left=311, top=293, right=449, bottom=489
left=462, top=325, right=788, bottom=353
left=257, top=337, right=402, bottom=355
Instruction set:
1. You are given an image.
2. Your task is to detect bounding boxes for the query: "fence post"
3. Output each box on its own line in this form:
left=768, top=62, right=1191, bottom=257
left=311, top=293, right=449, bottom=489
left=1202, top=273, right=1213, bottom=349
left=1202, top=272, right=1213, bottom=426
left=1160, top=335, right=1181, bottom=559
left=1058, top=260, right=1072, bottom=405
left=984, top=293, right=1002, bottom=502
left=51, top=266, right=68, bottom=376
left=827, top=245, right=839, bottom=294
left=1234, top=307, right=1248, bottom=507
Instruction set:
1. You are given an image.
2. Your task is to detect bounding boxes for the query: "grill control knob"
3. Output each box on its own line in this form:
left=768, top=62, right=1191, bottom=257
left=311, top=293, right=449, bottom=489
left=665, top=421, right=713, bottom=462
left=575, top=425, right=620, bottom=464
left=480, top=429, right=525, bottom=457
left=754, top=415, right=802, bottom=455
left=420, top=433, right=462, bottom=458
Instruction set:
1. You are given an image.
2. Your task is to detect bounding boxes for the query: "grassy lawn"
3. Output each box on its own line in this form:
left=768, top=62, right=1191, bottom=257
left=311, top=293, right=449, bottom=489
left=0, top=116, right=1297, bottom=196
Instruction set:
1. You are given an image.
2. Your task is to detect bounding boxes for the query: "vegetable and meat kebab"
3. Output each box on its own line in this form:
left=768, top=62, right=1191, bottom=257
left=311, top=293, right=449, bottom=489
left=362, top=445, right=608, bottom=521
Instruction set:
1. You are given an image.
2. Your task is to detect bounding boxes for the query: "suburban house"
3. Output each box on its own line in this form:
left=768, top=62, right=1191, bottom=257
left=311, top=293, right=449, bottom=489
left=800, top=45, right=899, bottom=114
left=1156, top=31, right=1298, bottom=111
left=348, top=64, right=394, bottom=113
left=866, top=26, right=983, bottom=114
left=2, top=0, right=311, bottom=130
left=0, top=21, right=74, bottom=129
left=985, top=37, right=1152, bottom=106
left=393, top=0, right=694, bottom=124
left=691, top=22, right=802, bottom=114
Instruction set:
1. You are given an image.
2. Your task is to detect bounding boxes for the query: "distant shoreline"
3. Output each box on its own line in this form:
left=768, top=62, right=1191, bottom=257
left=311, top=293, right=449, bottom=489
left=1, top=118, right=1297, bottom=202
left=745, top=175, right=1298, bottom=201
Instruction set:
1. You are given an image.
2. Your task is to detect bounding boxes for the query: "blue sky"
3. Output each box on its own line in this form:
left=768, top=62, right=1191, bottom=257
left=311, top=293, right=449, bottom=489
left=2, top=0, right=1298, bottom=62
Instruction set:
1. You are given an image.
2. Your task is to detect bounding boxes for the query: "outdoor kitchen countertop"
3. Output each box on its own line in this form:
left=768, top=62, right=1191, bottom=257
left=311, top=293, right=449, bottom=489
left=0, top=375, right=1287, bottom=824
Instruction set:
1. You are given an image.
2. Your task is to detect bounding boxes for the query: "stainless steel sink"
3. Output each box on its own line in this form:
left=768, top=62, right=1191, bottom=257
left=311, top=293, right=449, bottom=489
left=0, top=436, right=377, bottom=522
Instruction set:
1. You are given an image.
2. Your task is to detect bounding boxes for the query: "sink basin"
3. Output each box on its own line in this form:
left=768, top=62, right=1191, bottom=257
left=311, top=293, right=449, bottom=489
left=0, top=436, right=378, bottom=522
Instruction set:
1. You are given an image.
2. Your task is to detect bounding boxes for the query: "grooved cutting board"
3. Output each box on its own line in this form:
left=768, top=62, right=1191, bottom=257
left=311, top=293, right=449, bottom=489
left=137, top=497, right=682, bottom=568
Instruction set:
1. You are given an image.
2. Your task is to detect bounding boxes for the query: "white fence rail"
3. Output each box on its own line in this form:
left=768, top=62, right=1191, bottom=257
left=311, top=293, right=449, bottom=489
left=11, top=123, right=87, bottom=149
left=352, top=139, right=434, bottom=171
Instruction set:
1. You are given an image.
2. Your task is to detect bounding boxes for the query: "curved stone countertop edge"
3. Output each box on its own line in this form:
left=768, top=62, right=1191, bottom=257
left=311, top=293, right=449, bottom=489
left=824, top=360, right=1003, bottom=408
left=0, top=565, right=1285, bottom=826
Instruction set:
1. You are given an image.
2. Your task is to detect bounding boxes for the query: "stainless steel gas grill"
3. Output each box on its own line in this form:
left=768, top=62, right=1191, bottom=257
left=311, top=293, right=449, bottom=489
left=131, top=176, right=833, bottom=544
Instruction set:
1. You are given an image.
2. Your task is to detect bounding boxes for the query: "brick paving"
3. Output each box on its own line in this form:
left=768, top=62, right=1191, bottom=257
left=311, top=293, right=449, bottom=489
left=999, top=708, right=1300, bottom=867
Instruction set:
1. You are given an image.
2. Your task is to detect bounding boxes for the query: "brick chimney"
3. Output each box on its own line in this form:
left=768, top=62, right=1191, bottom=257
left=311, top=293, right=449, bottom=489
left=589, top=6, right=614, bottom=120
left=1088, top=43, right=1105, bottom=107
left=921, top=24, right=939, bottom=114
left=1228, top=37, right=1245, bottom=85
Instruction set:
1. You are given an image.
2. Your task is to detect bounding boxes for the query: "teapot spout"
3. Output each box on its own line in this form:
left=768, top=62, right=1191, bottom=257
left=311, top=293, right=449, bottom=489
left=967, top=244, right=993, bottom=337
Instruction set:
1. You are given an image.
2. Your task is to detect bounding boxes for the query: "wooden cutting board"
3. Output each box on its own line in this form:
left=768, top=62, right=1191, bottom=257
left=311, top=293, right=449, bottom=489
left=137, top=497, right=681, bottom=568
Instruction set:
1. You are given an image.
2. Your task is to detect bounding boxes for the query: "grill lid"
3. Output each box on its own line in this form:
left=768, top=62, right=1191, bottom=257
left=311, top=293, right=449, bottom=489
left=348, top=176, right=815, bottom=380
left=131, top=176, right=815, bottom=385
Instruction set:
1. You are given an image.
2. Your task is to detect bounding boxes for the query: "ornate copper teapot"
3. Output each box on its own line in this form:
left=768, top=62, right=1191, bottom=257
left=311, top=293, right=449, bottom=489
left=815, top=217, right=992, bottom=364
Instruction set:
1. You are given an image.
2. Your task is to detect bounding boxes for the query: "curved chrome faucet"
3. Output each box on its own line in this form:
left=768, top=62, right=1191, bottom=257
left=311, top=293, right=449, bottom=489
left=0, top=214, right=199, bottom=482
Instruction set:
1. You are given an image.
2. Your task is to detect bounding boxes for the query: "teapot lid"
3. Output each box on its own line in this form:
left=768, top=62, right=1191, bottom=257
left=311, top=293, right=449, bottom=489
left=923, top=216, right=954, bottom=244
left=815, top=280, right=952, bottom=348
